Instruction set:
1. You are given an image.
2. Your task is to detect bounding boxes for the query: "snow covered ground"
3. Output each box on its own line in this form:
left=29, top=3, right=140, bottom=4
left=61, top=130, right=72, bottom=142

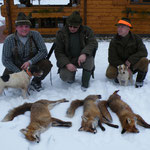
left=0, top=0, right=150, bottom=150
left=0, top=40, right=150, bottom=150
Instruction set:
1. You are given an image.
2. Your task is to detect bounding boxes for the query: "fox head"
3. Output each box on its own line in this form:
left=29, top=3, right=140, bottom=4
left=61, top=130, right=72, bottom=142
left=78, top=116, right=99, bottom=134
left=20, top=128, right=40, bottom=143
left=121, top=117, right=139, bottom=134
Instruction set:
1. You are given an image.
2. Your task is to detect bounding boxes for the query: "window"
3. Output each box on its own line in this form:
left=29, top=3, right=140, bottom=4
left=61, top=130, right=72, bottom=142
left=30, top=17, right=67, bottom=28
left=15, top=0, right=80, bottom=6
left=131, top=0, right=150, bottom=3
left=130, top=0, right=140, bottom=2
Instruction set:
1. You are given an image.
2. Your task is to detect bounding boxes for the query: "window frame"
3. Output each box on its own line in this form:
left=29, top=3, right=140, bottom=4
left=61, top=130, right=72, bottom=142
left=130, top=0, right=150, bottom=4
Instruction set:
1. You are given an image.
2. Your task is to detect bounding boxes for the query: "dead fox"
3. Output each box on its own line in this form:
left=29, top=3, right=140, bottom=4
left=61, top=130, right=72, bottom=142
left=100, top=90, right=150, bottom=134
left=66, top=95, right=118, bottom=134
left=2, top=99, right=72, bottom=143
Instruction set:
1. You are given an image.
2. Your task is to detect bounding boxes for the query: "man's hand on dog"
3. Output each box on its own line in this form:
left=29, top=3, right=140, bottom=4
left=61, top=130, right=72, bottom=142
left=21, top=62, right=30, bottom=70
left=125, top=60, right=131, bottom=68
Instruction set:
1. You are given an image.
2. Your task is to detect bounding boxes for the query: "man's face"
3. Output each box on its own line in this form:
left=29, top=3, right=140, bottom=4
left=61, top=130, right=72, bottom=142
left=117, top=25, right=130, bottom=37
left=68, top=25, right=80, bottom=33
left=16, top=25, right=30, bottom=37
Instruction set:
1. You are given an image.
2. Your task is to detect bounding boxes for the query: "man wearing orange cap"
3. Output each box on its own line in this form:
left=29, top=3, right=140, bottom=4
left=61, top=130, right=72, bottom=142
left=106, top=18, right=149, bottom=88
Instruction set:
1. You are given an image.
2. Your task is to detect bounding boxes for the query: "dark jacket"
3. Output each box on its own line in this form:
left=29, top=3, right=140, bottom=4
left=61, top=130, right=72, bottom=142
left=108, top=32, right=148, bottom=67
left=55, top=25, right=98, bottom=68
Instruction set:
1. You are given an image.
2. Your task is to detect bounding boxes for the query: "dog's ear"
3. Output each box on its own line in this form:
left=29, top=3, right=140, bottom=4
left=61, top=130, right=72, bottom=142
left=117, top=65, right=120, bottom=70
left=124, top=65, right=128, bottom=69
left=117, top=65, right=122, bottom=72
left=29, top=65, right=40, bottom=74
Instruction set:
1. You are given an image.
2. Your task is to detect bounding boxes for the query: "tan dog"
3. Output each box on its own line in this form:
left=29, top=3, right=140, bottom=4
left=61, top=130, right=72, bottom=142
left=99, top=90, right=150, bottom=134
left=2, top=98, right=72, bottom=143
left=66, top=95, right=118, bottom=134
left=117, top=64, right=133, bottom=86
left=0, top=65, right=43, bottom=99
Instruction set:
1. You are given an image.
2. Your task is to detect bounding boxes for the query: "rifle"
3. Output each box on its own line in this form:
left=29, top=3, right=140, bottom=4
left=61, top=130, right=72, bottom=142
left=46, top=42, right=56, bottom=85
left=46, top=42, right=56, bottom=60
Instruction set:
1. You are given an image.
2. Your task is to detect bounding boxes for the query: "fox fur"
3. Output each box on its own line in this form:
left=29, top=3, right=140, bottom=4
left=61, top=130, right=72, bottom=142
left=0, top=65, right=43, bottom=99
left=66, top=95, right=118, bottom=134
left=100, top=90, right=150, bottom=134
left=2, top=98, right=72, bottom=143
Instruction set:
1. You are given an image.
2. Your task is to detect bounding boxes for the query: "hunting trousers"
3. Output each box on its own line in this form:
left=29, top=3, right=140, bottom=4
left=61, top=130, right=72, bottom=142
left=106, top=57, right=149, bottom=79
left=59, top=56, right=94, bottom=85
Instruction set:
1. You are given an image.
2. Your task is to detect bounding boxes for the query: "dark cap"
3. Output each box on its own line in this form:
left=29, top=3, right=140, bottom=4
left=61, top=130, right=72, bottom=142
left=115, top=17, right=133, bottom=29
left=15, top=12, right=32, bottom=26
left=66, top=11, right=82, bottom=26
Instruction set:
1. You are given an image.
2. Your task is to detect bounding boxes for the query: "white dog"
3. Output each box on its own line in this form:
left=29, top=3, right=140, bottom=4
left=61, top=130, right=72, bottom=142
left=117, top=64, right=133, bottom=86
left=0, top=65, right=43, bottom=99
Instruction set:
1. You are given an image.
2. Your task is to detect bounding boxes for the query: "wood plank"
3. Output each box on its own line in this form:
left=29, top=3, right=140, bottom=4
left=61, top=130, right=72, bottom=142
left=87, top=0, right=112, bottom=5
left=86, top=7, right=125, bottom=13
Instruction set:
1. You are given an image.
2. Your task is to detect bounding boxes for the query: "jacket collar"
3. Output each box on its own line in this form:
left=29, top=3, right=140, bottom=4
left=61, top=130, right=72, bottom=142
left=114, top=31, right=136, bottom=45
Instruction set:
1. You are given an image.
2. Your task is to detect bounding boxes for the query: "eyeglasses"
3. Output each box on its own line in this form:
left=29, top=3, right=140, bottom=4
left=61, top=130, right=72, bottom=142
left=69, top=25, right=79, bottom=29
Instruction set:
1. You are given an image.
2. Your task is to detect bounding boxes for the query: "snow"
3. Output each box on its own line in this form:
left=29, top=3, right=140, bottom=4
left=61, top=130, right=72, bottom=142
left=0, top=0, right=150, bottom=150
left=0, top=40, right=150, bottom=150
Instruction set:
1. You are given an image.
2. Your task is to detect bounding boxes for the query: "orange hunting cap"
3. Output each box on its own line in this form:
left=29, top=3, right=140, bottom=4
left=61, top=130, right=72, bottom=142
left=115, top=17, right=133, bottom=29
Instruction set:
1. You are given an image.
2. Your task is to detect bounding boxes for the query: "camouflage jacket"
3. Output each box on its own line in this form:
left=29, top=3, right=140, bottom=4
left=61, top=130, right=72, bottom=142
left=55, top=25, right=98, bottom=68
left=108, top=31, right=148, bottom=67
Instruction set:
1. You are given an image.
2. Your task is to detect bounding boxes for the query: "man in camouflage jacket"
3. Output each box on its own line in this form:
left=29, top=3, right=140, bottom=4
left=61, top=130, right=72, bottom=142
left=55, top=11, right=98, bottom=91
left=106, top=18, right=149, bottom=88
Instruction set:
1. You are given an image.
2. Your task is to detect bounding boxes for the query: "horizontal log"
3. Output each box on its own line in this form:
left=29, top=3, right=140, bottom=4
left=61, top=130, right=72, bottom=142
left=87, top=0, right=113, bottom=5
left=3, top=27, right=150, bottom=36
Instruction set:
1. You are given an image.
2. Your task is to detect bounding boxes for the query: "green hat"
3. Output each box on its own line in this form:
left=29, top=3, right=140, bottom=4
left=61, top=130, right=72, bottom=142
left=115, top=17, right=133, bottom=29
left=66, top=11, right=82, bottom=26
left=15, top=12, right=32, bottom=26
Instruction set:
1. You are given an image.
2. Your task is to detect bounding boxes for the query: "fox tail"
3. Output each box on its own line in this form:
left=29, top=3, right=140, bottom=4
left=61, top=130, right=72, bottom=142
left=66, top=99, right=84, bottom=118
left=2, top=103, right=33, bottom=122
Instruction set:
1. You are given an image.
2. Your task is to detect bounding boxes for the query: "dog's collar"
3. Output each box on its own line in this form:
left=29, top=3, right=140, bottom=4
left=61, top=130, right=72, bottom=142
left=25, top=69, right=32, bottom=77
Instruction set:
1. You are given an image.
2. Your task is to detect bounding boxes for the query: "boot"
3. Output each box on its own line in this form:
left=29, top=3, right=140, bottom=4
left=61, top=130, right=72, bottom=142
left=81, top=70, right=91, bottom=90
left=30, top=78, right=43, bottom=92
left=135, top=71, right=147, bottom=88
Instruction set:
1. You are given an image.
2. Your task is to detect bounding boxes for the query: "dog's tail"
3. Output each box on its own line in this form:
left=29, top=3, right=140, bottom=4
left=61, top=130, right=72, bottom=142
left=2, top=103, right=33, bottom=122
left=66, top=100, right=84, bottom=118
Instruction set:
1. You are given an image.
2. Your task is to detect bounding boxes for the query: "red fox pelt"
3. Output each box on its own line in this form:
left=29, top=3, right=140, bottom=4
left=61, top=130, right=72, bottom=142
left=66, top=94, right=118, bottom=134
left=100, top=90, right=150, bottom=134
left=2, top=99, right=72, bottom=143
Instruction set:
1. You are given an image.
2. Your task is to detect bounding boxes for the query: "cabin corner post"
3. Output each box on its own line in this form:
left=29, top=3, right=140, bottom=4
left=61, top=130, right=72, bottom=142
left=84, top=0, right=87, bottom=25
left=6, top=0, right=12, bottom=34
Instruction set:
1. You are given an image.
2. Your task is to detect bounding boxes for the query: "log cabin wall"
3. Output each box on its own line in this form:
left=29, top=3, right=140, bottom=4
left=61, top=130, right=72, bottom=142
left=86, top=0, right=150, bottom=35
left=1, top=0, right=83, bottom=35
left=1, top=0, right=150, bottom=36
